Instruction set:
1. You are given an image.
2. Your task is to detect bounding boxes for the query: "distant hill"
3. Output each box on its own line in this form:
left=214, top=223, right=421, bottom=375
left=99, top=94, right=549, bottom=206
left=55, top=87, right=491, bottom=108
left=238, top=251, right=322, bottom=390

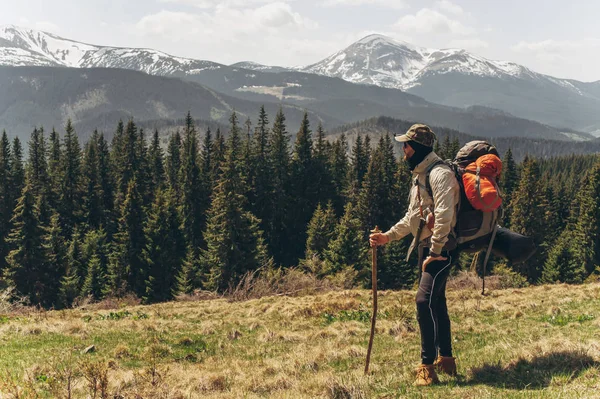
left=329, top=116, right=600, bottom=162
left=0, top=66, right=337, bottom=141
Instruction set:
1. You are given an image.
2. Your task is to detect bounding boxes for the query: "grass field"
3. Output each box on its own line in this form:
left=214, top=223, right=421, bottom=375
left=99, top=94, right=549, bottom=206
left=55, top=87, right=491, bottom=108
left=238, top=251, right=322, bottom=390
left=1, top=275, right=600, bottom=398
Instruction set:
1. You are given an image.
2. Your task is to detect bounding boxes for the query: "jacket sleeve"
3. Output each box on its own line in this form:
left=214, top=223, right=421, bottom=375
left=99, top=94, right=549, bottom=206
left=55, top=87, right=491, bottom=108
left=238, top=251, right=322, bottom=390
left=429, top=167, right=460, bottom=254
left=383, top=211, right=411, bottom=242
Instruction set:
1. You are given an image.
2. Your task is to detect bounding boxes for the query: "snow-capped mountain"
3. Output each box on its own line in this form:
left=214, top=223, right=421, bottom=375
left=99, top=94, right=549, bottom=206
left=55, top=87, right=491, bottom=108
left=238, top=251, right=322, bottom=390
left=0, top=25, right=222, bottom=75
left=303, top=34, right=545, bottom=90
left=302, top=34, right=600, bottom=132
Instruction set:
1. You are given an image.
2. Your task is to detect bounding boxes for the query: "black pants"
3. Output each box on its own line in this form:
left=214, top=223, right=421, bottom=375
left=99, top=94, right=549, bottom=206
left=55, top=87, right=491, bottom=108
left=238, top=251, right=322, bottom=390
left=416, top=249, right=455, bottom=365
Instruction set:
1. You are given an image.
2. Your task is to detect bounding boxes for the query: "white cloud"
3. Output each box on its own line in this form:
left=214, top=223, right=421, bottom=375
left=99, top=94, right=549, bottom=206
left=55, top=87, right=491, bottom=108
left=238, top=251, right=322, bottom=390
left=435, top=0, right=464, bottom=16
left=448, top=38, right=489, bottom=51
left=510, top=38, right=600, bottom=80
left=321, top=0, right=408, bottom=10
left=17, top=18, right=60, bottom=34
left=393, top=8, right=474, bottom=35
left=133, top=3, right=324, bottom=66
left=158, top=0, right=294, bottom=9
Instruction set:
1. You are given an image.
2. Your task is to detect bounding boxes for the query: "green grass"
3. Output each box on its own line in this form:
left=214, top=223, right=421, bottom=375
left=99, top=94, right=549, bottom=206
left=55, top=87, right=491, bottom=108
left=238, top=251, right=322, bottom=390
left=1, top=282, right=600, bottom=397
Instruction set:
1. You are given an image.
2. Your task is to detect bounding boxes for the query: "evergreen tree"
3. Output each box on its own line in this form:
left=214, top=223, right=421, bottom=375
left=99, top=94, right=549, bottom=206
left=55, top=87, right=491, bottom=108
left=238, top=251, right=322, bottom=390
left=329, top=133, right=349, bottom=216
left=509, top=156, right=547, bottom=281
left=268, top=108, right=292, bottom=266
left=10, top=137, right=25, bottom=204
left=4, top=184, right=48, bottom=305
left=149, top=129, right=165, bottom=194
left=26, top=127, right=49, bottom=197
left=304, top=202, right=337, bottom=261
left=312, top=122, right=335, bottom=207
left=108, top=179, right=146, bottom=296
left=59, top=119, right=83, bottom=237
left=165, top=131, right=182, bottom=195
left=41, top=212, right=67, bottom=306
left=323, top=202, right=368, bottom=278
left=203, top=114, right=268, bottom=291
left=175, top=247, right=203, bottom=295
left=82, top=131, right=103, bottom=230
left=0, top=132, right=11, bottom=273
left=179, top=112, right=209, bottom=249
left=80, top=229, right=109, bottom=300
left=143, top=189, right=186, bottom=303
left=200, top=127, right=214, bottom=193
left=289, top=112, right=317, bottom=264
left=48, top=128, right=61, bottom=209
left=500, top=148, right=518, bottom=226
left=212, top=128, right=226, bottom=182
left=97, top=133, right=115, bottom=235
left=59, top=231, right=84, bottom=305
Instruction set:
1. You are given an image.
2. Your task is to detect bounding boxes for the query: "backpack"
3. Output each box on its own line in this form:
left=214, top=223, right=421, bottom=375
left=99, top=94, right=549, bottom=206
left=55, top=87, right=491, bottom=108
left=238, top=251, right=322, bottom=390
left=425, top=140, right=503, bottom=294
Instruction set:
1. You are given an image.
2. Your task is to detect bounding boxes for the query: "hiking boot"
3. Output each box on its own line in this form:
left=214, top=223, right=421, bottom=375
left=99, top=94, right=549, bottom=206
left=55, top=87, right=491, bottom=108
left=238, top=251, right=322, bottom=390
left=434, top=356, right=457, bottom=376
left=414, top=364, right=439, bottom=386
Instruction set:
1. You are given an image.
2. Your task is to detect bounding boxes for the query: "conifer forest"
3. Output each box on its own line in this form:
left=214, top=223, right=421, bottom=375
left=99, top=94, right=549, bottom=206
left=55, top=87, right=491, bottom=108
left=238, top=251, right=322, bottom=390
left=0, top=107, right=597, bottom=309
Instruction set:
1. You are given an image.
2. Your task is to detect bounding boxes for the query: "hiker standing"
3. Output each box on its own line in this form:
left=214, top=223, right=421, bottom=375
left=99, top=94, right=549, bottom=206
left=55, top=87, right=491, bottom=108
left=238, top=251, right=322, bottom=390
left=369, top=124, right=460, bottom=386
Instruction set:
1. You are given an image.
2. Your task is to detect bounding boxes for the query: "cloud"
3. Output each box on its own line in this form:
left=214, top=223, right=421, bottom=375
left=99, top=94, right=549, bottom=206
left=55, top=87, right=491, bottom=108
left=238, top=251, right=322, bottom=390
left=448, top=38, right=489, bottom=51
left=17, top=18, right=60, bottom=34
left=393, top=8, right=474, bottom=35
left=511, top=39, right=600, bottom=54
left=435, top=0, right=464, bottom=16
left=321, top=0, right=408, bottom=10
left=158, top=0, right=294, bottom=8
left=133, top=3, right=325, bottom=66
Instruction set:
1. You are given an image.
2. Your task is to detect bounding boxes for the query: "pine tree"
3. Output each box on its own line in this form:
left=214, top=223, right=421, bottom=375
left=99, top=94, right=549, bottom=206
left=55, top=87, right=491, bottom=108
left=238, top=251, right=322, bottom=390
left=203, top=115, right=268, bottom=291
left=349, top=135, right=369, bottom=200
left=250, top=107, right=274, bottom=247
left=136, top=127, right=152, bottom=207
left=97, top=133, right=115, bottom=235
left=179, top=112, right=209, bottom=249
left=80, top=229, right=109, bottom=300
left=149, top=129, right=165, bottom=195
left=312, top=122, right=334, bottom=207
left=175, top=247, right=203, bottom=295
left=143, top=189, right=186, bottom=303
left=108, top=179, right=146, bottom=296
left=304, top=202, right=337, bottom=261
left=500, top=148, right=518, bottom=226
left=48, top=128, right=61, bottom=210
left=26, top=127, right=49, bottom=197
left=212, top=128, right=226, bottom=182
left=41, top=212, right=67, bottom=306
left=329, top=133, right=349, bottom=216
left=509, top=156, right=547, bottom=281
left=0, top=132, right=11, bottom=273
left=4, top=184, right=48, bottom=305
left=323, top=202, right=368, bottom=278
left=201, top=127, right=214, bottom=193
left=59, top=231, right=84, bottom=305
left=82, top=131, right=103, bottom=230
left=268, top=108, right=292, bottom=266
left=10, top=137, right=25, bottom=204
left=165, top=131, right=182, bottom=195
left=289, top=112, right=317, bottom=264
left=59, top=120, right=83, bottom=237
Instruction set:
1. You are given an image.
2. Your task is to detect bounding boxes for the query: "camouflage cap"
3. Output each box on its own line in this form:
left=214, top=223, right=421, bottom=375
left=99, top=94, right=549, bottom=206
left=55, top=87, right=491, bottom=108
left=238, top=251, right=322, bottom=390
left=394, top=124, right=436, bottom=148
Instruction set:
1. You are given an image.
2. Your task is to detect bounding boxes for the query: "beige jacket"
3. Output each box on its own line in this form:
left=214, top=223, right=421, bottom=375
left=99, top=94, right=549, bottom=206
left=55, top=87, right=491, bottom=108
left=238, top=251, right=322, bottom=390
left=384, top=152, right=460, bottom=255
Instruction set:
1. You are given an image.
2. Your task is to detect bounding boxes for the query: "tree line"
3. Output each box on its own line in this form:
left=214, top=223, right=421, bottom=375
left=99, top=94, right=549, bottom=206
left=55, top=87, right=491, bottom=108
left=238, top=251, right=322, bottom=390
left=0, top=108, right=598, bottom=308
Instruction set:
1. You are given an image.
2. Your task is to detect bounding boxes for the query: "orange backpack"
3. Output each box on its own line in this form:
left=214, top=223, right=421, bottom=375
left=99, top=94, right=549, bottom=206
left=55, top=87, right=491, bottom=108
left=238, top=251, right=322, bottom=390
left=462, top=153, right=502, bottom=211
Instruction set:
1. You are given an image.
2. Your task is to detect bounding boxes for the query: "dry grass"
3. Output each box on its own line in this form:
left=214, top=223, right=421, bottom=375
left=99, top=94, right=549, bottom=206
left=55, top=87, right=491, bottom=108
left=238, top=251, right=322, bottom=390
left=1, top=275, right=600, bottom=397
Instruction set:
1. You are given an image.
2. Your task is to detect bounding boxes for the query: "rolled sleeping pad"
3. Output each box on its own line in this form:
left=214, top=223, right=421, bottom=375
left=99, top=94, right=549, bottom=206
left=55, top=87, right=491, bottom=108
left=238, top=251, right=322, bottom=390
left=456, top=226, right=536, bottom=264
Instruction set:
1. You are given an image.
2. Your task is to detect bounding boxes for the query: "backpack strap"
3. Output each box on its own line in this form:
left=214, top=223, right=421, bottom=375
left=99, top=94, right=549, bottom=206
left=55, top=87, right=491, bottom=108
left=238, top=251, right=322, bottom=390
left=424, top=160, right=447, bottom=199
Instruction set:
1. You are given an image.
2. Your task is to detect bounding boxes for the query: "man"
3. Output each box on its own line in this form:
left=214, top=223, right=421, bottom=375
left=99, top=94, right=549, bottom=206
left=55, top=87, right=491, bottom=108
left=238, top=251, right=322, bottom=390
left=369, top=124, right=460, bottom=386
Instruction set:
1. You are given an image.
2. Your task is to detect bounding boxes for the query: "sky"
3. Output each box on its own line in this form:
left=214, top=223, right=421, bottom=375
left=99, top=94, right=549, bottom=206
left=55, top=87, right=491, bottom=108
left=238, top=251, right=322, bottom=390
left=1, top=0, right=599, bottom=82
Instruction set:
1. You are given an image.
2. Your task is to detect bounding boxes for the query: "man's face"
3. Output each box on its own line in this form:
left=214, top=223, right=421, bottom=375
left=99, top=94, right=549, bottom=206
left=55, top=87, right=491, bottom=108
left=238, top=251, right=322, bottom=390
left=403, top=142, right=415, bottom=161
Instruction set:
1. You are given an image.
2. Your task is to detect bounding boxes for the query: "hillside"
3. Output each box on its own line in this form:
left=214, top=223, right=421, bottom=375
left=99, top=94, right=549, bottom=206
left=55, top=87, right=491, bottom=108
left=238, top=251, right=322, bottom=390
left=0, top=66, right=337, bottom=141
left=0, top=279, right=599, bottom=398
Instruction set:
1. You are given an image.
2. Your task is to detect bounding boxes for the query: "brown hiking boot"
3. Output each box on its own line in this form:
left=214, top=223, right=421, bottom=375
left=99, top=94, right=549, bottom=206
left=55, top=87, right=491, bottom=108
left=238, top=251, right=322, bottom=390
left=414, top=364, right=440, bottom=386
left=434, top=356, right=457, bottom=376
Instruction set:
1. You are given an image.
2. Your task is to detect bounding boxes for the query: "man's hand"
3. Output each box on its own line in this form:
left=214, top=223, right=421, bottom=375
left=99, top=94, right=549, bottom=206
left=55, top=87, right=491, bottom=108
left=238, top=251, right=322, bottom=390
left=422, top=254, right=448, bottom=272
left=369, top=233, right=389, bottom=248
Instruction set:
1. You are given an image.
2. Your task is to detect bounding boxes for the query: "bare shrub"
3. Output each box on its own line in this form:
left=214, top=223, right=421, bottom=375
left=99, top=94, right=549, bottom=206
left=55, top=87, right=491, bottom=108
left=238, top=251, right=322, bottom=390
left=76, top=294, right=141, bottom=311
left=82, top=360, right=109, bottom=399
left=0, top=287, right=31, bottom=315
left=174, top=289, right=220, bottom=302
left=226, top=266, right=351, bottom=302
left=326, top=379, right=367, bottom=399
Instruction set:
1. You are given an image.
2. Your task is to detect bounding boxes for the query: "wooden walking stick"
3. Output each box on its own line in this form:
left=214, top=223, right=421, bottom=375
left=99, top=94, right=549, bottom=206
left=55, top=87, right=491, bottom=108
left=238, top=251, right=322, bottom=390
left=365, top=226, right=381, bottom=375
